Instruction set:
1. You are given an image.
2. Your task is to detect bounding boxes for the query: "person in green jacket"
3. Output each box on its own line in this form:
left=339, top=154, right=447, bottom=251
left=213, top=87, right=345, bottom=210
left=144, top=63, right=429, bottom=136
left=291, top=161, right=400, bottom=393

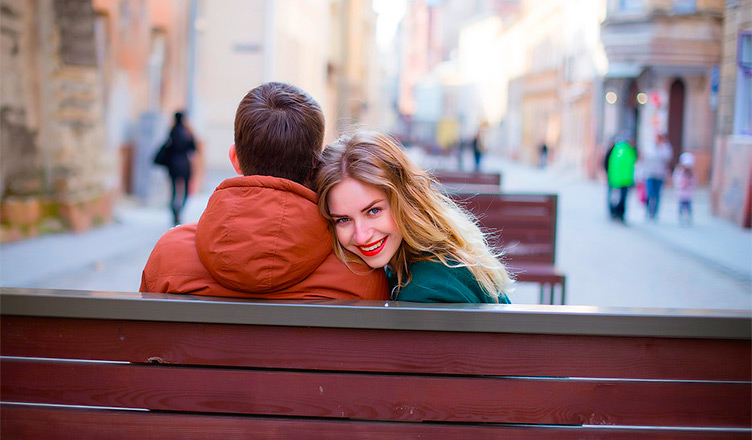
left=316, top=129, right=512, bottom=304
left=604, top=139, right=637, bottom=223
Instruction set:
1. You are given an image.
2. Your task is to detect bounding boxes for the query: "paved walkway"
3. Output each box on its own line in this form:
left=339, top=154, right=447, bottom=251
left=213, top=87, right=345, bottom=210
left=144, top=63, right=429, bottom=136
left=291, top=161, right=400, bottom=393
left=1, top=154, right=750, bottom=311
left=412, top=148, right=751, bottom=309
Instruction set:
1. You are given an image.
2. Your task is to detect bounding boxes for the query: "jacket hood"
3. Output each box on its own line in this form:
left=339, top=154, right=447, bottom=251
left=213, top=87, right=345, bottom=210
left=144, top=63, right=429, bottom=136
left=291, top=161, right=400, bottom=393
left=195, top=175, right=331, bottom=292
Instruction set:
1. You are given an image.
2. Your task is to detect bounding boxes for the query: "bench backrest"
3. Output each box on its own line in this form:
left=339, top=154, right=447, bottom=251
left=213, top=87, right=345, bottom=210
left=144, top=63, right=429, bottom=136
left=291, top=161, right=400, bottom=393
left=1, top=287, right=750, bottom=439
left=449, top=192, right=558, bottom=265
left=432, top=170, right=502, bottom=192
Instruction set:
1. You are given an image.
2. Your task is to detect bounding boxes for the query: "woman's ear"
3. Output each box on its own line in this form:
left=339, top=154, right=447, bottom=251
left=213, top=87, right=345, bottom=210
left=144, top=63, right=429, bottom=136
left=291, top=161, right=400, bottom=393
left=228, top=144, right=243, bottom=175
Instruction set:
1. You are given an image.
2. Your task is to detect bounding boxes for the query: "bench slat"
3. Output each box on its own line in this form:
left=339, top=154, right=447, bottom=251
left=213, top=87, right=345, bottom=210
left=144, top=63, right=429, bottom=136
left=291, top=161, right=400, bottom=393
left=432, top=171, right=502, bottom=187
left=5, top=405, right=748, bottom=440
left=3, top=317, right=750, bottom=381
left=3, top=358, right=749, bottom=427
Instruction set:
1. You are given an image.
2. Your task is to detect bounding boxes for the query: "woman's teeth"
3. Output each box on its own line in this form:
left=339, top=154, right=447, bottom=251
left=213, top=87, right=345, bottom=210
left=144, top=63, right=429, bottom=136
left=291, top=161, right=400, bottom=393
left=361, top=238, right=385, bottom=252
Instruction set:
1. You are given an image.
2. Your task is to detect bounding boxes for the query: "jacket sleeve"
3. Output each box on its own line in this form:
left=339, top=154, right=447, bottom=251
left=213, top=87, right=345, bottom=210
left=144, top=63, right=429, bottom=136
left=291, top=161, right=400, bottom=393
left=139, top=224, right=206, bottom=294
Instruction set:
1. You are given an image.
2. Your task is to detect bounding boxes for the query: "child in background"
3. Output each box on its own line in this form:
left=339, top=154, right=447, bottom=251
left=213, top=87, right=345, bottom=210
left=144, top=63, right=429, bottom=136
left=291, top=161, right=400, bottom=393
left=673, top=152, right=696, bottom=226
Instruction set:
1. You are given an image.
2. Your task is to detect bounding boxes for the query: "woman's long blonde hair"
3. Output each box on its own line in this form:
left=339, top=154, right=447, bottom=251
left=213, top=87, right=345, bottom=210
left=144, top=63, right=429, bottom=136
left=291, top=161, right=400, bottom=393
left=316, top=130, right=512, bottom=302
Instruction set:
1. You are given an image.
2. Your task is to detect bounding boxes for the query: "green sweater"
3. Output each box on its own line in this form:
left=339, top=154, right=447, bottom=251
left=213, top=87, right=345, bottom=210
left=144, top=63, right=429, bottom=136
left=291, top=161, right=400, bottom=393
left=607, top=141, right=637, bottom=188
left=387, top=259, right=511, bottom=304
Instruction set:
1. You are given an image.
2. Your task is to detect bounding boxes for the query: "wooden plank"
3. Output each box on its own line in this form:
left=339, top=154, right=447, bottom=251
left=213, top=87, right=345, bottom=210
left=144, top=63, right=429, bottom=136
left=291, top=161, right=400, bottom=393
left=458, top=206, right=556, bottom=221
left=3, top=288, right=749, bottom=340
left=491, top=230, right=553, bottom=240
left=470, top=215, right=554, bottom=228
left=432, top=171, right=502, bottom=186
left=3, top=358, right=749, bottom=427
left=3, top=317, right=750, bottom=381
left=511, top=266, right=566, bottom=284
left=3, top=404, right=750, bottom=440
left=451, top=193, right=554, bottom=203
left=440, top=183, right=503, bottom=194
left=451, top=193, right=558, bottom=265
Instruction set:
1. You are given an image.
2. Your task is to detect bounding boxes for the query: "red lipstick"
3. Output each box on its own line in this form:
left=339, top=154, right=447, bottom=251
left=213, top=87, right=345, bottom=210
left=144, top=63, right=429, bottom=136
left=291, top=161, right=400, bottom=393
left=357, top=237, right=387, bottom=257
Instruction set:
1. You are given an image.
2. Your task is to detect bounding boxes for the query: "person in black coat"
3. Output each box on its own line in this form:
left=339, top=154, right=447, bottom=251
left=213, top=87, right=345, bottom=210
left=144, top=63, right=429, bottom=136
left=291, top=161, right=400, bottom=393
left=164, top=112, right=196, bottom=225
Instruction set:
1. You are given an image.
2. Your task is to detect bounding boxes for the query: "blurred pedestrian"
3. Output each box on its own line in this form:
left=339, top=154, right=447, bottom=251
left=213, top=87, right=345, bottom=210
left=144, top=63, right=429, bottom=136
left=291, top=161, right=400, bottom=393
left=604, top=138, right=637, bottom=223
left=471, top=120, right=488, bottom=172
left=538, top=143, right=548, bottom=169
left=634, top=160, right=647, bottom=206
left=642, top=133, right=673, bottom=221
left=160, top=112, right=196, bottom=225
left=673, top=152, right=696, bottom=226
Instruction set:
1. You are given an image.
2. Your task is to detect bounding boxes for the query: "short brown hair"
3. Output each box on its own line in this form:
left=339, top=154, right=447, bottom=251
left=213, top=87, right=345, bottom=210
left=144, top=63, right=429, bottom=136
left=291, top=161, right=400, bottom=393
left=234, top=82, right=325, bottom=187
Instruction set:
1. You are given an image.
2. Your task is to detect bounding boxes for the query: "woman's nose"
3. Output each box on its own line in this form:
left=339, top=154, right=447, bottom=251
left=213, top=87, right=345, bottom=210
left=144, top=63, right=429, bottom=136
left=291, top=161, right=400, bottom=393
left=353, top=220, right=373, bottom=244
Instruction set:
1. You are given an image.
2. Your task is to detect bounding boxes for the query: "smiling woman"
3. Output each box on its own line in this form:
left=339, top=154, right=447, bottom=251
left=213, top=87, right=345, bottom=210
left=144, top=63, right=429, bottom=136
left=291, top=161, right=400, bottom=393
left=316, top=130, right=512, bottom=304
left=327, top=177, right=403, bottom=269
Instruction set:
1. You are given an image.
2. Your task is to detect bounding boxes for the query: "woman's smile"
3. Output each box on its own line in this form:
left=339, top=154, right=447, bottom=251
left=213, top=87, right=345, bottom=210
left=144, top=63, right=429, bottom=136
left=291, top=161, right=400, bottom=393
left=357, top=237, right=387, bottom=256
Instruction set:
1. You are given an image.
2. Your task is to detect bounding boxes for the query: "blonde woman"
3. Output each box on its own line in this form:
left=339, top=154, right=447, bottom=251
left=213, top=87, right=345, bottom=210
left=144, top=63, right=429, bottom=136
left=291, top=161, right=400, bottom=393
left=316, top=130, right=512, bottom=303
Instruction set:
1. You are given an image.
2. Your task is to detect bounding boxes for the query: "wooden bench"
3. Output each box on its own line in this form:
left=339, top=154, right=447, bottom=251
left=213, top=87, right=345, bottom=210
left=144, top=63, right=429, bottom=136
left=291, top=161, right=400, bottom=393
left=1, top=287, right=750, bottom=439
left=447, top=191, right=566, bottom=304
left=431, top=170, right=502, bottom=193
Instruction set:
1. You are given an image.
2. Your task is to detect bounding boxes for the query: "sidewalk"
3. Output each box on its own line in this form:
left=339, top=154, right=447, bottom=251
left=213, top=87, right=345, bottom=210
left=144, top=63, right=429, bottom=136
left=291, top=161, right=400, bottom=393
left=0, top=170, right=229, bottom=293
left=1, top=155, right=750, bottom=310
left=491, top=156, right=751, bottom=284
left=412, top=148, right=751, bottom=309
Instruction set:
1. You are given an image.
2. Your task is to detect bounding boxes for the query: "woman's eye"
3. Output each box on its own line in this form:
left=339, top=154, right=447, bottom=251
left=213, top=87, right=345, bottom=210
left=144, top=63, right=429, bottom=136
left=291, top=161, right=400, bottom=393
left=334, top=217, right=350, bottom=224
left=368, top=207, right=381, bottom=215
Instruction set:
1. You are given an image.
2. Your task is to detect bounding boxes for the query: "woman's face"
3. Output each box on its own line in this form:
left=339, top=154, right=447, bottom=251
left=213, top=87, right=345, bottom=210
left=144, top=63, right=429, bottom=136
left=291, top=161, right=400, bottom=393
left=327, top=177, right=403, bottom=269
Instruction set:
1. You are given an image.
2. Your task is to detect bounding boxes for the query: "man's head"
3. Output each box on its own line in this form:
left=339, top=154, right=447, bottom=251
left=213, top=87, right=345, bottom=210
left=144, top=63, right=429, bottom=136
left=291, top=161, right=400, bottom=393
left=230, top=82, right=325, bottom=188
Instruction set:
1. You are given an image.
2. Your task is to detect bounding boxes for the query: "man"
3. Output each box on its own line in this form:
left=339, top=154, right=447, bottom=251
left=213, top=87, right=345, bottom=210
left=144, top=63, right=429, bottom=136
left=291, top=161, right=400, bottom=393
left=604, top=138, right=637, bottom=223
left=642, top=133, right=673, bottom=221
left=140, top=82, right=389, bottom=300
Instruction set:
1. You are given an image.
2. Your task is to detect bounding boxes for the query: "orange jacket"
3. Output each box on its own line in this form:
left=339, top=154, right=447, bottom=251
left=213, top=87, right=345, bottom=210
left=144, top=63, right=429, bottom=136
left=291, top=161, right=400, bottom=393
left=140, top=176, right=389, bottom=300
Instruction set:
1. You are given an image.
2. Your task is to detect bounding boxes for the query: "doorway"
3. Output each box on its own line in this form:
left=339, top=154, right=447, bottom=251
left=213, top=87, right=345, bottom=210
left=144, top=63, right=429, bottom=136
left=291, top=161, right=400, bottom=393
left=624, top=80, right=640, bottom=147
left=668, top=79, right=685, bottom=166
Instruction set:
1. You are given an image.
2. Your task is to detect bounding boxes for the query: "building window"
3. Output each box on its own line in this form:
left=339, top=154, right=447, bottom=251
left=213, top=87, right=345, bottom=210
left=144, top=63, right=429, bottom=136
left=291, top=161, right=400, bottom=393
left=672, top=0, right=696, bottom=13
left=735, top=32, right=752, bottom=135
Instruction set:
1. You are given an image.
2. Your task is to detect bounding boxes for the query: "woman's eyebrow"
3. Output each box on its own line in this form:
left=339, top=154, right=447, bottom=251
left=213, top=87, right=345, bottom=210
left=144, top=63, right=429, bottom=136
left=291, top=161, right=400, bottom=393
left=361, top=199, right=385, bottom=213
left=329, top=199, right=385, bottom=218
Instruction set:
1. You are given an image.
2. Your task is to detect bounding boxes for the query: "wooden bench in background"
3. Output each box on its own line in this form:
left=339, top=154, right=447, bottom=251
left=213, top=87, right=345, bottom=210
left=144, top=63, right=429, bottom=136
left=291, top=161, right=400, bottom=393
left=448, top=191, right=566, bottom=304
left=1, top=287, right=750, bottom=439
left=431, top=170, right=502, bottom=193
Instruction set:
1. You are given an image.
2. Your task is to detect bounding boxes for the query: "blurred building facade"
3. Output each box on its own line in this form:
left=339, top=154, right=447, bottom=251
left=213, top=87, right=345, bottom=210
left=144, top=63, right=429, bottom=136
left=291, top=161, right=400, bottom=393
left=1, top=0, right=382, bottom=242
left=0, top=0, right=191, bottom=241
left=396, top=0, right=442, bottom=147
left=193, top=0, right=381, bottom=172
left=392, top=0, right=751, bottom=229
left=395, top=0, right=606, bottom=170
left=490, top=0, right=607, bottom=170
left=396, top=0, right=519, bottom=153
left=600, top=0, right=724, bottom=184
left=710, top=0, right=751, bottom=227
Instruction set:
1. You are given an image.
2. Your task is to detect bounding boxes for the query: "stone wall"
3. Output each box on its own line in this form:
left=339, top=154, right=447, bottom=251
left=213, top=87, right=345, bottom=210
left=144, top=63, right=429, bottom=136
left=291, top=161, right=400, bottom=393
left=0, top=0, right=112, bottom=241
